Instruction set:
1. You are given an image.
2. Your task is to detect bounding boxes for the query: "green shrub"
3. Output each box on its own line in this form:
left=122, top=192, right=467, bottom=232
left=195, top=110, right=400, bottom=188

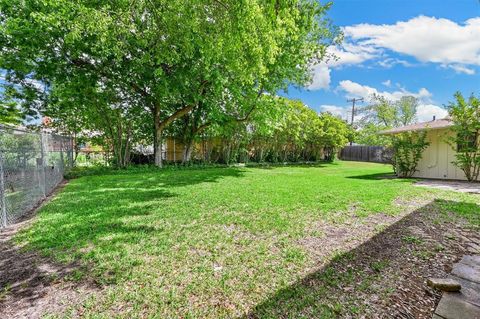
left=446, top=92, right=480, bottom=182
left=391, top=131, right=429, bottom=177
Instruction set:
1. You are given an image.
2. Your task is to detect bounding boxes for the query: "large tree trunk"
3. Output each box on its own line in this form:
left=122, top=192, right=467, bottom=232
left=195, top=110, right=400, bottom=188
left=153, top=104, right=195, bottom=168
left=182, top=141, right=194, bottom=164
left=153, top=106, right=163, bottom=167
left=154, top=125, right=163, bottom=167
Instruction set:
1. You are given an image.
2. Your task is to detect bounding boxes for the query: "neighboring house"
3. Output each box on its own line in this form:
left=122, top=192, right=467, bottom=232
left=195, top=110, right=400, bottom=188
left=382, top=117, right=468, bottom=181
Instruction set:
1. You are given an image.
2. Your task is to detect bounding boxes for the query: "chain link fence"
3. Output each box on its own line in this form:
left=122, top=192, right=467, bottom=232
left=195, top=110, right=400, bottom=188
left=0, top=125, right=73, bottom=228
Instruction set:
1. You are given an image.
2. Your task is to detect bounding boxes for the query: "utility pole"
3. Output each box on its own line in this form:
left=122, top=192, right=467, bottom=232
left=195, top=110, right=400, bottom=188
left=347, top=97, right=364, bottom=145
left=347, top=97, right=364, bottom=125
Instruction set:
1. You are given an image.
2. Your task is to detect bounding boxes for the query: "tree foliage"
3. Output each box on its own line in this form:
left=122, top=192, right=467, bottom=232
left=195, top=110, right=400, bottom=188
left=391, top=131, right=429, bottom=177
left=173, top=97, right=350, bottom=164
left=354, top=123, right=390, bottom=146
left=355, top=94, right=418, bottom=146
left=0, top=0, right=339, bottom=167
left=0, top=101, right=23, bottom=125
left=352, top=94, right=428, bottom=176
left=446, top=92, right=480, bottom=182
left=318, top=112, right=351, bottom=161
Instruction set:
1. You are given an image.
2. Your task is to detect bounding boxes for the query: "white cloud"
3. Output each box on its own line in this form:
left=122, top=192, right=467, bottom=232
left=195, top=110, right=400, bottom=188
left=305, top=15, right=479, bottom=93
left=328, top=79, right=447, bottom=124
left=337, top=80, right=376, bottom=99
left=343, top=16, right=480, bottom=70
left=382, top=80, right=392, bottom=87
left=308, top=63, right=331, bottom=90
left=308, top=42, right=381, bottom=90
left=319, top=102, right=448, bottom=124
left=447, top=64, right=476, bottom=75
left=337, top=80, right=432, bottom=103
left=416, top=104, right=449, bottom=122
left=319, top=104, right=349, bottom=118
left=319, top=104, right=365, bottom=123
left=307, top=40, right=385, bottom=91
left=306, top=16, right=480, bottom=91
left=326, top=43, right=381, bottom=67
left=377, top=58, right=414, bottom=68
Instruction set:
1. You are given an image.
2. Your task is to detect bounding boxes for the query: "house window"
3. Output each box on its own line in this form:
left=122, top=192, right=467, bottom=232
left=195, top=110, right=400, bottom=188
left=457, top=132, right=478, bottom=152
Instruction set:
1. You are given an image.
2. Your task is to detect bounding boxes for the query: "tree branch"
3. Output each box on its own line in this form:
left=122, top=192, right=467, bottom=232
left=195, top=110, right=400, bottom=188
left=71, top=57, right=151, bottom=104
left=158, top=104, right=195, bottom=131
left=231, top=87, right=264, bottom=122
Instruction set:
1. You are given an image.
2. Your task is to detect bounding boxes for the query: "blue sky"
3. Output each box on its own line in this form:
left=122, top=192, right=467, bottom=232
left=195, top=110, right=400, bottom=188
left=281, top=0, right=480, bottom=122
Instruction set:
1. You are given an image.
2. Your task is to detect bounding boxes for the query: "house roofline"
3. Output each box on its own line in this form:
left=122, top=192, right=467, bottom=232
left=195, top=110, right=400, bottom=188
left=379, top=118, right=453, bottom=135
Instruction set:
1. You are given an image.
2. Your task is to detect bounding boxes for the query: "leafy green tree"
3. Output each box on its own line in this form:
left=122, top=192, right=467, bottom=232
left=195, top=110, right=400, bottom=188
left=355, top=94, right=419, bottom=146
left=187, top=97, right=350, bottom=165
left=248, top=98, right=349, bottom=163
left=360, top=95, right=398, bottom=128
left=354, top=94, right=425, bottom=173
left=318, top=112, right=350, bottom=161
left=354, top=123, right=391, bottom=146
left=396, top=96, right=418, bottom=126
left=1, top=0, right=338, bottom=167
left=44, top=80, right=149, bottom=168
left=446, top=92, right=480, bottom=181
left=391, top=131, right=429, bottom=177
left=0, top=101, right=23, bottom=125
left=0, top=83, right=40, bottom=125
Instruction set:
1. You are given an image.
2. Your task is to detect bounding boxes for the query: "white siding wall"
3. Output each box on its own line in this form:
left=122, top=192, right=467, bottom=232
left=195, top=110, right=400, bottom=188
left=413, top=129, right=467, bottom=180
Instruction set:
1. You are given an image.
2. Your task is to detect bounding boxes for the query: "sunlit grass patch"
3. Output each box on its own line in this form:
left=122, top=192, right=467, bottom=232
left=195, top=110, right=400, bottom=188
left=14, top=161, right=480, bottom=318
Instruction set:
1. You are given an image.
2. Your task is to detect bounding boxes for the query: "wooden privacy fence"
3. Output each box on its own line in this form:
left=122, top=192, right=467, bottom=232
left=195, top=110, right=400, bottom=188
left=339, top=145, right=392, bottom=163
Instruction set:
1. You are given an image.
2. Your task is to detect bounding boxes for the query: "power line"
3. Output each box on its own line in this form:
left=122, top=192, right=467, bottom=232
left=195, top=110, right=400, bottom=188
left=347, top=97, right=364, bottom=146
left=347, top=97, right=364, bottom=125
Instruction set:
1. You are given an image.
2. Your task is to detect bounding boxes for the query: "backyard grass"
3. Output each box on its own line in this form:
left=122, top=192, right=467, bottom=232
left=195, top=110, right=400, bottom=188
left=12, top=161, right=480, bottom=318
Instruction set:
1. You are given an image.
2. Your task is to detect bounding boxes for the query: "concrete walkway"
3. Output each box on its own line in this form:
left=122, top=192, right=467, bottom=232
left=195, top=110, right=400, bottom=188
left=414, top=180, right=480, bottom=194
left=433, top=255, right=480, bottom=319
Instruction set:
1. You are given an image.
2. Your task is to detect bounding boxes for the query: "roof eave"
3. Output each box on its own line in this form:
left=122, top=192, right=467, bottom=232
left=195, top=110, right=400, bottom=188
left=379, top=124, right=453, bottom=135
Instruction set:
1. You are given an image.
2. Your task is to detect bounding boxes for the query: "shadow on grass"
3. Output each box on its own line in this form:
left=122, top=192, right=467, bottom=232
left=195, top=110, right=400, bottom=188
left=245, top=199, right=479, bottom=318
left=245, top=161, right=333, bottom=170
left=0, top=167, right=248, bottom=315
left=68, top=161, right=334, bottom=177
left=346, top=172, right=412, bottom=181
left=47, top=165, right=239, bottom=218
left=9, top=167, right=245, bottom=276
left=0, top=226, right=99, bottom=317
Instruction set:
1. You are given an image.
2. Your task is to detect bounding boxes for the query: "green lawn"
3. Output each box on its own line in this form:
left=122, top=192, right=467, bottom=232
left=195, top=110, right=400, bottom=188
left=14, top=161, right=480, bottom=318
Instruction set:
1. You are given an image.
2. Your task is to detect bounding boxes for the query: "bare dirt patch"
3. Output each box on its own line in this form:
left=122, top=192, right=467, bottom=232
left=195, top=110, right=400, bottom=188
left=0, top=183, right=100, bottom=319
left=298, top=197, right=432, bottom=270
left=0, top=226, right=100, bottom=319
left=249, top=199, right=480, bottom=318
left=299, top=212, right=403, bottom=265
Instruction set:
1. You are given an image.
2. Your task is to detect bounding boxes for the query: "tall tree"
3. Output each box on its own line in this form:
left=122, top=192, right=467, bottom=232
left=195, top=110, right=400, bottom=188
left=0, top=0, right=338, bottom=167
left=355, top=94, right=419, bottom=146
left=359, top=94, right=418, bottom=128
left=395, top=96, right=418, bottom=126
left=317, top=112, right=350, bottom=161
left=0, top=101, right=23, bottom=125
left=446, top=92, right=480, bottom=181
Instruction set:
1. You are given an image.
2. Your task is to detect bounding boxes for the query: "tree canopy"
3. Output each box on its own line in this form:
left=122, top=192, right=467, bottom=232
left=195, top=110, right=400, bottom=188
left=446, top=92, right=480, bottom=181
left=354, top=94, right=419, bottom=146
left=0, top=101, right=23, bottom=125
left=1, top=0, right=344, bottom=166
